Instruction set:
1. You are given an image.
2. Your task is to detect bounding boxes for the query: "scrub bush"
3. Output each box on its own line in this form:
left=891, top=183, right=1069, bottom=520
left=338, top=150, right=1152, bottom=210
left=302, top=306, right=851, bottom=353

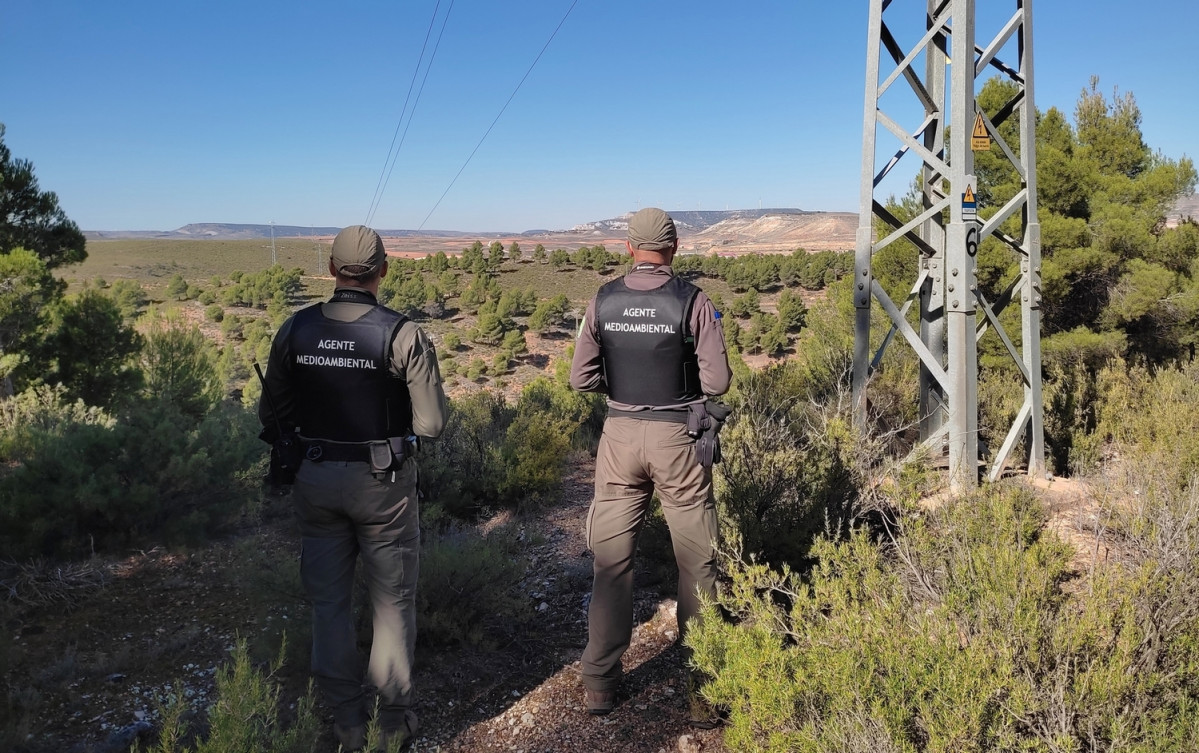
left=689, top=481, right=1199, bottom=753
left=0, top=383, right=114, bottom=459
left=715, top=363, right=876, bottom=567
left=1084, top=360, right=1199, bottom=490
left=420, top=390, right=510, bottom=518
left=1, top=316, right=261, bottom=559
left=417, top=525, right=532, bottom=647
left=422, top=378, right=593, bottom=519
left=137, top=639, right=320, bottom=753
left=0, top=398, right=262, bottom=559
left=142, top=312, right=224, bottom=420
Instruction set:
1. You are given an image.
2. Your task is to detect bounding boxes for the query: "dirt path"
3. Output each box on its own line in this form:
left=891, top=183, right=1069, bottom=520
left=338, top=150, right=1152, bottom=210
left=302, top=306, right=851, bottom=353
left=4, top=457, right=729, bottom=753
left=413, top=460, right=728, bottom=753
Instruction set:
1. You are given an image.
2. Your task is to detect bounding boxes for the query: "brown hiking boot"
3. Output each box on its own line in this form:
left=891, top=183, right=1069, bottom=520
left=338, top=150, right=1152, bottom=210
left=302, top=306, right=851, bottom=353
left=378, top=726, right=413, bottom=752
left=584, top=687, right=616, bottom=715
left=333, top=722, right=367, bottom=752
left=378, top=712, right=418, bottom=752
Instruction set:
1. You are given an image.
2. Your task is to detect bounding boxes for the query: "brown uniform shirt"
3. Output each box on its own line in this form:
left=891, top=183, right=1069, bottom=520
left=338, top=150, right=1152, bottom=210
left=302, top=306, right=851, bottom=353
left=259, top=289, right=448, bottom=439
left=569, top=263, right=731, bottom=410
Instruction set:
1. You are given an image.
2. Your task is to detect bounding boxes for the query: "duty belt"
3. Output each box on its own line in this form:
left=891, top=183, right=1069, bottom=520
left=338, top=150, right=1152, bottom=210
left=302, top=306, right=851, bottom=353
left=301, top=442, right=373, bottom=463
left=606, top=408, right=689, bottom=424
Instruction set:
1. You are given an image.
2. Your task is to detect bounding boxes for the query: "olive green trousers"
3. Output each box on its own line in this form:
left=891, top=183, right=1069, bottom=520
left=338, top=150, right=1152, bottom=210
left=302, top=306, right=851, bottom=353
left=292, top=457, right=420, bottom=733
left=581, top=417, right=719, bottom=692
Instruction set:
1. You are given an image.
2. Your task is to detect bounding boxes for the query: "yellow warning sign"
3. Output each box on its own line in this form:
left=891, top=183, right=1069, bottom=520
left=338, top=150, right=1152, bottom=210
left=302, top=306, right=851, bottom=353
left=963, top=185, right=976, bottom=205
left=971, top=112, right=991, bottom=151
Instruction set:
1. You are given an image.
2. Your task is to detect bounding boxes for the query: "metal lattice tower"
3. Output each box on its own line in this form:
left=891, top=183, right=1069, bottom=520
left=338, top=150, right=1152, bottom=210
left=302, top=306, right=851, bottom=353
left=852, top=0, right=1044, bottom=489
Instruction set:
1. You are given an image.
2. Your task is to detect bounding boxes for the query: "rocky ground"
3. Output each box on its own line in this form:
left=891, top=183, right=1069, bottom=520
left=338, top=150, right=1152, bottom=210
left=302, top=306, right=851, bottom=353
left=3, top=457, right=729, bottom=753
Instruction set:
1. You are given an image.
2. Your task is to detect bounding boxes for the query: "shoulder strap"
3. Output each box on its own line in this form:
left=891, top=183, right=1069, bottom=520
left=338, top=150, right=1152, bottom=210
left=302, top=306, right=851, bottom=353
left=382, top=313, right=409, bottom=374
left=668, top=275, right=701, bottom=341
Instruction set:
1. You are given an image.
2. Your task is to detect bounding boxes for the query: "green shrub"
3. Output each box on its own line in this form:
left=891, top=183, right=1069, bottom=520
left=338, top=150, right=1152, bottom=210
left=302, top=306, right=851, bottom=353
left=108, top=279, right=149, bottom=320
left=715, top=364, right=865, bottom=567
left=0, top=399, right=263, bottom=559
left=527, top=293, right=569, bottom=332
left=466, top=358, right=487, bottom=380
left=0, top=384, right=115, bottom=460
left=689, top=483, right=1199, bottom=753
left=165, top=274, right=188, bottom=300
left=205, top=304, right=225, bottom=322
left=219, top=315, right=244, bottom=341
left=1040, top=327, right=1127, bottom=474
left=1085, top=360, right=1199, bottom=490
left=471, top=312, right=505, bottom=345
left=416, top=526, right=532, bottom=647
left=421, top=391, right=510, bottom=518
left=142, top=312, right=224, bottom=420
left=1, top=312, right=263, bottom=560
left=36, top=289, right=144, bottom=410
left=516, top=372, right=605, bottom=451
left=498, top=410, right=575, bottom=509
left=138, top=639, right=320, bottom=753
left=501, top=328, right=526, bottom=355
left=421, top=385, right=579, bottom=519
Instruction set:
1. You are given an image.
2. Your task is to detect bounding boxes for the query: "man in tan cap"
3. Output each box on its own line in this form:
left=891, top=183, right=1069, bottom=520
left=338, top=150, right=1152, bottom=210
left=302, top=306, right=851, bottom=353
left=259, top=225, right=447, bottom=751
left=570, top=207, right=732, bottom=726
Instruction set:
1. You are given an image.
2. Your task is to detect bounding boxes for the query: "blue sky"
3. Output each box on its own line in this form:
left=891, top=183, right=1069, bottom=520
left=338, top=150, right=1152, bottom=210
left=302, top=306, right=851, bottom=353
left=2, top=0, right=1195, bottom=232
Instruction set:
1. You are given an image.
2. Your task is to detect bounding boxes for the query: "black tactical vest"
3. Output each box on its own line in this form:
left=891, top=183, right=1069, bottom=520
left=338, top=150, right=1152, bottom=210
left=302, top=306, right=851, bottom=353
left=595, top=274, right=701, bottom=406
left=288, top=291, right=412, bottom=443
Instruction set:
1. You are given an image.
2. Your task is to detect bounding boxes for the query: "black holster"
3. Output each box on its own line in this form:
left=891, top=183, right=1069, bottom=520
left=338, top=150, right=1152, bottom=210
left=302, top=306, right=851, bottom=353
left=687, top=400, right=733, bottom=468
left=371, top=436, right=420, bottom=478
left=268, top=432, right=303, bottom=486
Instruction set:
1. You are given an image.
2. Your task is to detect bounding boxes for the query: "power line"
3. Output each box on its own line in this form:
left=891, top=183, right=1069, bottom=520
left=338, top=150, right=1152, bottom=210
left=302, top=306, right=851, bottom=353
left=418, top=0, right=580, bottom=231
left=369, top=0, right=456, bottom=228
left=364, top=0, right=451, bottom=227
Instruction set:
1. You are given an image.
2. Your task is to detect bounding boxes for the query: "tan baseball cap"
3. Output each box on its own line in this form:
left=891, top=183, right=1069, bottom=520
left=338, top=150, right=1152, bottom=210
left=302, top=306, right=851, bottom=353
left=627, top=207, right=677, bottom=251
left=331, top=225, right=386, bottom=278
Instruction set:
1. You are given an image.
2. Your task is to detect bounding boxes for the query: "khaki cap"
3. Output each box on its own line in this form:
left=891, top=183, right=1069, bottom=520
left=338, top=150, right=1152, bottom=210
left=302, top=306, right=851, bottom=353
left=627, top=207, right=677, bottom=251
left=331, top=225, right=386, bottom=278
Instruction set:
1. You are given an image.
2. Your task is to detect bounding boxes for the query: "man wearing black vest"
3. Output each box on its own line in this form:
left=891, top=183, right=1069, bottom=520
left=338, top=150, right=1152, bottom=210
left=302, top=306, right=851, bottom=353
left=569, top=207, right=732, bottom=726
left=258, top=225, right=447, bottom=751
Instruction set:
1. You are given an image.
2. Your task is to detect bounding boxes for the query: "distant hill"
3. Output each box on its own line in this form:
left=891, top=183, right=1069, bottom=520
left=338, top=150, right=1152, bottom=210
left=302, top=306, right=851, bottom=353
left=524, top=208, right=858, bottom=252
left=84, top=209, right=850, bottom=243
left=687, top=211, right=857, bottom=252
left=84, top=192, right=1199, bottom=245
left=81, top=210, right=858, bottom=255
left=84, top=224, right=474, bottom=241
left=1168, top=194, right=1199, bottom=227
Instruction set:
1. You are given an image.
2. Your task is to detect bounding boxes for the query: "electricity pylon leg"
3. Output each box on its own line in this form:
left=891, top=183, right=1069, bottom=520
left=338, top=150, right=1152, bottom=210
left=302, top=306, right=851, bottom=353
left=918, top=0, right=948, bottom=445
left=945, top=0, right=978, bottom=488
left=1019, top=1, right=1047, bottom=479
left=852, top=0, right=1045, bottom=490
left=852, top=0, right=885, bottom=426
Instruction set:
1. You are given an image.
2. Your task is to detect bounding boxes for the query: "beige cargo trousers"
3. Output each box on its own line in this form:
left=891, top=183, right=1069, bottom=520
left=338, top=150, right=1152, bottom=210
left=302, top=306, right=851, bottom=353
left=581, top=416, right=719, bottom=692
